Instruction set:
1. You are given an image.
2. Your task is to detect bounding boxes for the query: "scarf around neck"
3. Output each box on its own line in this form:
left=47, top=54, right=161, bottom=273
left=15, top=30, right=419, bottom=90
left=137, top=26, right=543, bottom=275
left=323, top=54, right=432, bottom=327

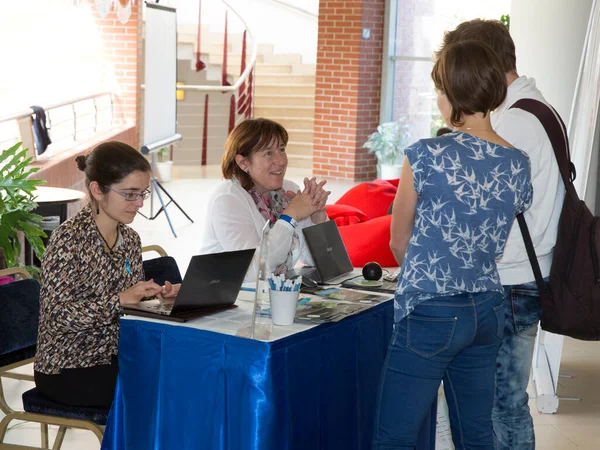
left=248, top=186, right=300, bottom=274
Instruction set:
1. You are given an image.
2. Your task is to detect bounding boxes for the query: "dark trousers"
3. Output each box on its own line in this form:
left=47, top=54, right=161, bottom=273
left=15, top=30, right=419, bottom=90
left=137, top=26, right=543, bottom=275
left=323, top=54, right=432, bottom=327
left=34, top=356, right=118, bottom=408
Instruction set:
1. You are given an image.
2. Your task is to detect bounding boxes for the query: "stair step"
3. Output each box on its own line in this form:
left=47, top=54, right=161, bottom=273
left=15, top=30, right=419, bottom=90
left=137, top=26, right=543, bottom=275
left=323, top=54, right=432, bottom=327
left=255, top=73, right=316, bottom=84
left=202, top=62, right=293, bottom=76
left=287, top=154, right=313, bottom=169
left=207, top=53, right=265, bottom=65
left=254, top=64, right=293, bottom=74
left=257, top=43, right=275, bottom=55
left=177, top=115, right=229, bottom=122
left=262, top=53, right=303, bottom=65
left=285, top=129, right=314, bottom=144
left=199, top=43, right=237, bottom=54
left=291, top=64, right=317, bottom=75
left=270, top=117, right=315, bottom=129
left=254, top=84, right=315, bottom=96
left=176, top=125, right=231, bottom=138
left=254, top=105, right=314, bottom=118
left=173, top=150, right=223, bottom=165
left=176, top=139, right=227, bottom=164
left=178, top=31, right=245, bottom=47
left=254, top=94, right=315, bottom=108
left=178, top=103, right=231, bottom=115
left=286, top=141, right=313, bottom=156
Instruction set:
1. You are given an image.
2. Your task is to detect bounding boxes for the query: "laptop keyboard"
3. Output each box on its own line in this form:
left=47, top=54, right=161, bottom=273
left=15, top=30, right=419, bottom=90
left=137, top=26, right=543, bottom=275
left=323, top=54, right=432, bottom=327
left=147, top=303, right=173, bottom=315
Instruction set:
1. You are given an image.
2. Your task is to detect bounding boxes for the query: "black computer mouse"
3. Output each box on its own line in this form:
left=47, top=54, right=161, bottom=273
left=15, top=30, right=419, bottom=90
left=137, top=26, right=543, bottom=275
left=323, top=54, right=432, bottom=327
left=362, top=262, right=383, bottom=281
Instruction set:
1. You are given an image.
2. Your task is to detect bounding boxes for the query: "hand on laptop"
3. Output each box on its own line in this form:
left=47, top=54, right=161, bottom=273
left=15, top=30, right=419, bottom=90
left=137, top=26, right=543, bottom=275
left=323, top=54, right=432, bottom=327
left=160, top=281, right=181, bottom=303
left=120, top=279, right=163, bottom=306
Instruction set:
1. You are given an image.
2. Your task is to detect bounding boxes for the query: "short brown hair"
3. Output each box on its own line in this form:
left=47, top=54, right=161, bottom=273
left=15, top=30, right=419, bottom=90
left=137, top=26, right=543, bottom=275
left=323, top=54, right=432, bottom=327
left=431, top=40, right=507, bottom=127
left=222, top=118, right=289, bottom=190
left=437, top=19, right=516, bottom=73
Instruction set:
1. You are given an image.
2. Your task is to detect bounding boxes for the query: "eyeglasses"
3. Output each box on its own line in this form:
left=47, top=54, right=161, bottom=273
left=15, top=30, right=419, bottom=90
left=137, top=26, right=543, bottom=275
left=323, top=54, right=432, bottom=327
left=108, top=187, right=150, bottom=201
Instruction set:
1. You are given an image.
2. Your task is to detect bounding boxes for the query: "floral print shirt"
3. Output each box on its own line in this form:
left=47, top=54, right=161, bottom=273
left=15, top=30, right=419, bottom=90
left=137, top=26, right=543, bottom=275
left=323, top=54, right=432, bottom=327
left=394, top=132, right=533, bottom=321
left=34, top=206, right=144, bottom=374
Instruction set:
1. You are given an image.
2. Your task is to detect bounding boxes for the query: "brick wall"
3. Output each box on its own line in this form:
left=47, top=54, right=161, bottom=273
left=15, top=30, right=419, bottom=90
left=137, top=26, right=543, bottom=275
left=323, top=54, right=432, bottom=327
left=312, top=0, right=385, bottom=181
left=91, top=0, right=142, bottom=145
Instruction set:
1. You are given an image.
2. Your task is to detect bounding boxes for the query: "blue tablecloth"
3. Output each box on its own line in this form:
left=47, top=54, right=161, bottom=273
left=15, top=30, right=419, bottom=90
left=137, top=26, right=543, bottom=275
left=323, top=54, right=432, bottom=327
left=101, top=301, right=435, bottom=450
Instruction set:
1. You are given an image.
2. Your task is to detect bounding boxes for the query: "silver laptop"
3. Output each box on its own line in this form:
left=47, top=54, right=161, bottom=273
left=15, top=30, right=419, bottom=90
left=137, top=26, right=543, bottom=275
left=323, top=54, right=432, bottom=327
left=287, top=221, right=355, bottom=285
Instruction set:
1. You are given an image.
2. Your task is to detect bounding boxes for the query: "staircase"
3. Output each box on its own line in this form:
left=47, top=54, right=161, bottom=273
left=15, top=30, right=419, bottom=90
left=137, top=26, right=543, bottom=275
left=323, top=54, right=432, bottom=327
left=254, top=54, right=315, bottom=169
left=173, top=24, right=316, bottom=168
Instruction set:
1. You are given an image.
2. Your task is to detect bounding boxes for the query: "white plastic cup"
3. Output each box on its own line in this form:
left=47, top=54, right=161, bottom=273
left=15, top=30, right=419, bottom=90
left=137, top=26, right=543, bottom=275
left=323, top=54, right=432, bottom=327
left=269, top=289, right=300, bottom=326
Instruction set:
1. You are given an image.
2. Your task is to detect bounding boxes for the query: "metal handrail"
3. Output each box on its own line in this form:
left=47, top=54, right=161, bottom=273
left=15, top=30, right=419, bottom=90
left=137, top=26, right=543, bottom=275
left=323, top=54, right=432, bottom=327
left=177, top=0, right=257, bottom=93
left=0, top=92, right=112, bottom=124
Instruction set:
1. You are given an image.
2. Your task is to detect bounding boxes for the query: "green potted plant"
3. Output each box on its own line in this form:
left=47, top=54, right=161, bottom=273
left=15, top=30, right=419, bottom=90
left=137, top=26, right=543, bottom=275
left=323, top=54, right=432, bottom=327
left=363, top=119, right=412, bottom=179
left=0, top=142, right=46, bottom=270
left=155, top=146, right=173, bottom=183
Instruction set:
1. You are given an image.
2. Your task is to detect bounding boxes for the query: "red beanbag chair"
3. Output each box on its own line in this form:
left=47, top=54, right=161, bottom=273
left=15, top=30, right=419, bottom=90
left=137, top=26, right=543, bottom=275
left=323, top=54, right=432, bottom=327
left=379, top=178, right=399, bottom=188
left=338, top=215, right=397, bottom=267
left=325, top=204, right=369, bottom=227
left=335, top=180, right=398, bottom=220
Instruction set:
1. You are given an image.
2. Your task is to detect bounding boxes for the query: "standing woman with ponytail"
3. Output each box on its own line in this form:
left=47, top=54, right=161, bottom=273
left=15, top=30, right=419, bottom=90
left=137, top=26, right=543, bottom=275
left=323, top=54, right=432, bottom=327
left=34, top=141, right=174, bottom=408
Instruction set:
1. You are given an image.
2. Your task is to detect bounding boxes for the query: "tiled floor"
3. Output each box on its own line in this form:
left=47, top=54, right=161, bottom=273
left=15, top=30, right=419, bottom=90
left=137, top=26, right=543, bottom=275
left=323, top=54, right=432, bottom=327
left=2, top=166, right=600, bottom=448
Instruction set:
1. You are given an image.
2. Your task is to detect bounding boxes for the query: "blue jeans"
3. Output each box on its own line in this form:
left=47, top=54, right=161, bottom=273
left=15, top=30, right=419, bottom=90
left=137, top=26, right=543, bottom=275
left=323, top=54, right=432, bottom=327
left=493, top=281, right=542, bottom=450
left=373, top=291, right=505, bottom=450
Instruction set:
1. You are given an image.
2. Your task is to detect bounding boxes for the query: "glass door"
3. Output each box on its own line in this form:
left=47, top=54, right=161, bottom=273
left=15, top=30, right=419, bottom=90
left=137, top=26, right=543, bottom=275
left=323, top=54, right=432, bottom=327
left=381, top=0, right=511, bottom=140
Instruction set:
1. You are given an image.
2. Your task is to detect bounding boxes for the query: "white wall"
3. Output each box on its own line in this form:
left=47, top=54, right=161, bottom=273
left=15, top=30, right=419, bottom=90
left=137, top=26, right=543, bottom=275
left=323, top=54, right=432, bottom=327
left=510, top=0, right=594, bottom=122
left=0, top=1, right=105, bottom=116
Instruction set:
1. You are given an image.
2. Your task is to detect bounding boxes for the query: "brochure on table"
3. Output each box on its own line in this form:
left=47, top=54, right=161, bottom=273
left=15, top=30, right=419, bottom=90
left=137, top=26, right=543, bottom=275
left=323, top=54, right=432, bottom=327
left=121, top=285, right=392, bottom=342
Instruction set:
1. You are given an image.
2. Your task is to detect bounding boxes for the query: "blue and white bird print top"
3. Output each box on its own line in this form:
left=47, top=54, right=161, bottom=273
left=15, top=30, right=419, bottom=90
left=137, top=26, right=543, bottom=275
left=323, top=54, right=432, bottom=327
left=394, top=132, right=533, bottom=322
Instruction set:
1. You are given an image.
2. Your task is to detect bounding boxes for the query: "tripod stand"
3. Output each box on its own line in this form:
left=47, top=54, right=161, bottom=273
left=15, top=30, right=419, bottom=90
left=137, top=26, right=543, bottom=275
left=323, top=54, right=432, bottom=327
left=138, top=137, right=193, bottom=238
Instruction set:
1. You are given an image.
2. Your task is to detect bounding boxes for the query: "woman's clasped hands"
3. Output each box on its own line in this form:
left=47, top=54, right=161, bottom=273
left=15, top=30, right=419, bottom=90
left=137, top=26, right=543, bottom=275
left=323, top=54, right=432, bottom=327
left=284, top=177, right=331, bottom=224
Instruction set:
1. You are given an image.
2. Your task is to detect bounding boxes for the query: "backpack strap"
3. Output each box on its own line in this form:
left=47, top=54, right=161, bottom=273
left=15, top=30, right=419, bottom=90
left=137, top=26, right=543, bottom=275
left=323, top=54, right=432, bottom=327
left=510, top=98, right=575, bottom=185
left=509, top=98, right=571, bottom=295
left=516, top=214, right=548, bottom=294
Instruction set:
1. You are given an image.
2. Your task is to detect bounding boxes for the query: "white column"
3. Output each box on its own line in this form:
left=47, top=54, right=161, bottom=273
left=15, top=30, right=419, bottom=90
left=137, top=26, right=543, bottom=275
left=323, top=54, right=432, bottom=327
left=510, top=0, right=593, bottom=121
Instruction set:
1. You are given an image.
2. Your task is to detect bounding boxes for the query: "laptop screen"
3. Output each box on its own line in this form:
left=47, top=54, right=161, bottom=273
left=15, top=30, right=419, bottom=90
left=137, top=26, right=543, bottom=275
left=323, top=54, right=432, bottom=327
left=173, top=249, right=255, bottom=313
left=302, top=221, right=353, bottom=282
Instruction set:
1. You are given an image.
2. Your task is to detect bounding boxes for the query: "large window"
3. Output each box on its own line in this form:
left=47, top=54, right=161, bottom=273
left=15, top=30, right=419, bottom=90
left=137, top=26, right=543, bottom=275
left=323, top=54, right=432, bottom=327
left=382, top=0, right=511, bottom=140
left=0, top=1, right=105, bottom=117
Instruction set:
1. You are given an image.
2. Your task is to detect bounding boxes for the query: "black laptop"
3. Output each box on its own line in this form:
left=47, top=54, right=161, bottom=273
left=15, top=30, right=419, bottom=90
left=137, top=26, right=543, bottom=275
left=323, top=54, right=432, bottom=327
left=122, top=249, right=255, bottom=322
left=287, top=220, right=355, bottom=285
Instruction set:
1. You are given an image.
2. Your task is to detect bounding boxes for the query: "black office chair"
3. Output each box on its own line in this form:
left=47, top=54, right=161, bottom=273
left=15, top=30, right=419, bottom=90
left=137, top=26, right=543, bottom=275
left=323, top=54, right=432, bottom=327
left=0, top=268, right=39, bottom=416
left=0, top=267, right=108, bottom=449
left=142, top=245, right=182, bottom=286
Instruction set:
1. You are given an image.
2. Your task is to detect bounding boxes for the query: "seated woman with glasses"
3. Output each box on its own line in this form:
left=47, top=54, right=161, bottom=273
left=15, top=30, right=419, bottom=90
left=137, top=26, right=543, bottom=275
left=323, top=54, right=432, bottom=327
left=34, top=141, right=178, bottom=408
left=201, top=118, right=331, bottom=281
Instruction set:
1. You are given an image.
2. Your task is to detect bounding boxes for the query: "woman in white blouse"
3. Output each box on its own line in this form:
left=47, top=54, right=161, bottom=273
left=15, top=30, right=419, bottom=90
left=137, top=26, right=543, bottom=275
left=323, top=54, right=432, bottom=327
left=201, top=118, right=330, bottom=281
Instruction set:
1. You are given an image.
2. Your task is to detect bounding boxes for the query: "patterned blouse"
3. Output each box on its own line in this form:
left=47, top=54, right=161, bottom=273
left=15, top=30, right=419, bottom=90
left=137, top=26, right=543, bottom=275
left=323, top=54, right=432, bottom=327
left=34, top=206, right=144, bottom=375
left=394, top=132, right=533, bottom=322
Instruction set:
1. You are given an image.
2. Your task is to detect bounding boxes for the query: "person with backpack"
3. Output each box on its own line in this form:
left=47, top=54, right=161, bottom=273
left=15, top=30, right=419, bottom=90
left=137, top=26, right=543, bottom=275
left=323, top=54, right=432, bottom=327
left=438, top=19, right=565, bottom=449
left=373, top=40, right=533, bottom=449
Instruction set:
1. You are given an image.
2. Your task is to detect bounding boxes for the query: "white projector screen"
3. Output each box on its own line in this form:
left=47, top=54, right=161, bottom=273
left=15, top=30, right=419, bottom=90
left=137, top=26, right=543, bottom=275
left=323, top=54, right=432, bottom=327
left=143, top=3, right=177, bottom=147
